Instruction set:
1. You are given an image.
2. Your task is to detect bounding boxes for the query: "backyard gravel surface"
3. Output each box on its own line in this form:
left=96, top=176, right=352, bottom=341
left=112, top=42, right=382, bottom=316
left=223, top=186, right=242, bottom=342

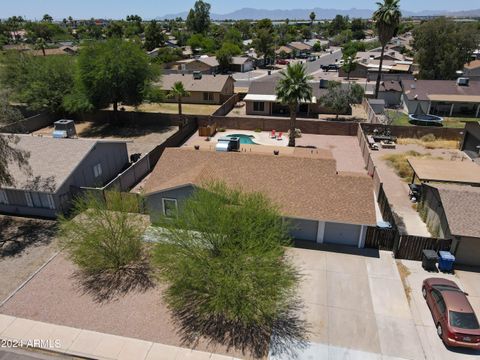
left=0, top=253, right=255, bottom=359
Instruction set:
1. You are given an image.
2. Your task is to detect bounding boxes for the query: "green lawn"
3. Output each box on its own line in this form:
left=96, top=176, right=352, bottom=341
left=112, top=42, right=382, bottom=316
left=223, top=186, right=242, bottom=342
left=387, top=110, right=478, bottom=129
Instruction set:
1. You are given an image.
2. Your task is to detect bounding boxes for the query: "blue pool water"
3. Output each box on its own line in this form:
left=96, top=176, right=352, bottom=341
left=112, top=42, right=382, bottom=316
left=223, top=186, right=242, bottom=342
left=227, top=134, right=258, bottom=145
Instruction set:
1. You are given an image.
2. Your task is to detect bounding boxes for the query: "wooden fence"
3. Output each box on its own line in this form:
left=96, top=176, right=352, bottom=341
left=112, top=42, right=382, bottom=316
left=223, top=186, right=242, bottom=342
left=364, top=226, right=396, bottom=250
left=395, top=235, right=452, bottom=260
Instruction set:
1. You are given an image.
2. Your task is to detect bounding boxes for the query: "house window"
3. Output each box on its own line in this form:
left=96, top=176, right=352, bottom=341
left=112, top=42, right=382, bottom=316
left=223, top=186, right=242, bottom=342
left=253, top=101, right=265, bottom=112
left=93, top=163, right=103, bottom=178
left=24, top=192, right=55, bottom=209
left=162, top=198, right=178, bottom=217
left=0, top=190, right=8, bottom=205
left=203, top=92, right=214, bottom=101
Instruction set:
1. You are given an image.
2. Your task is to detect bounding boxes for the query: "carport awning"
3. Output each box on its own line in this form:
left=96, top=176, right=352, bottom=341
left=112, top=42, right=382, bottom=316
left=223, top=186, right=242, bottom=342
left=407, top=158, right=480, bottom=185
left=428, top=94, right=480, bottom=103
left=244, top=94, right=277, bottom=102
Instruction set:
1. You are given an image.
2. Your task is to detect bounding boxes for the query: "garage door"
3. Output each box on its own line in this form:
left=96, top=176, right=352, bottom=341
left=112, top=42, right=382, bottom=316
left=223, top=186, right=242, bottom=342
left=323, top=222, right=361, bottom=246
left=288, top=218, right=318, bottom=241
left=455, top=237, right=480, bottom=266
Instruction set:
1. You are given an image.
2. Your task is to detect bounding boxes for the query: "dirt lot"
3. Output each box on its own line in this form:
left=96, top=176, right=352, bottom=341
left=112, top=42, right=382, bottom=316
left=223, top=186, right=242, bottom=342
left=0, top=216, right=59, bottom=303
left=105, top=103, right=220, bottom=116
left=33, top=121, right=179, bottom=157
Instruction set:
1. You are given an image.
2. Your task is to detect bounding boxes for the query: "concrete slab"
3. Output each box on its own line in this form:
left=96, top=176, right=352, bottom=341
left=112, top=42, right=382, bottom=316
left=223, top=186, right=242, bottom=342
left=0, top=315, right=15, bottom=335
left=270, top=341, right=329, bottom=360
left=325, top=252, right=366, bottom=275
left=299, top=303, right=328, bottom=344
left=328, top=345, right=382, bottom=360
left=376, top=315, right=425, bottom=360
left=2, top=318, right=36, bottom=340
left=288, top=248, right=327, bottom=272
left=145, top=343, right=179, bottom=360
left=456, top=270, right=480, bottom=297
left=327, top=271, right=374, bottom=313
left=328, top=307, right=381, bottom=354
left=68, top=330, right=104, bottom=356
left=117, top=338, right=152, bottom=360
left=369, top=277, right=412, bottom=319
left=365, top=252, right=400, bottom=280
left=47, top=324, right=80, bottom=351
left=22, top=321, right=55, bottom=343
left=175, top=348, right=212, bottom=359
left=92, top=333, right=126, bottom=359
left=299, top=269, right=327, bottom=306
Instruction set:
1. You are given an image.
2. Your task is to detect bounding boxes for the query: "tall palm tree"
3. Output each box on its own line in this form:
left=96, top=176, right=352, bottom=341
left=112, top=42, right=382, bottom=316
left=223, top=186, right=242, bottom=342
left=373, top=0, right=402, bottom=98
left=167, top=81, right=190, bottom=116
left=276, top=63, right=313, bottom=147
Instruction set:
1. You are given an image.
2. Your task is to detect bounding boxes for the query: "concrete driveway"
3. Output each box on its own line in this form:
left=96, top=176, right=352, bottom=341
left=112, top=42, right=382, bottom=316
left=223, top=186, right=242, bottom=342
left=400, top=259, right=480, bottom=360
left=271, top=248, right=425, bottom=360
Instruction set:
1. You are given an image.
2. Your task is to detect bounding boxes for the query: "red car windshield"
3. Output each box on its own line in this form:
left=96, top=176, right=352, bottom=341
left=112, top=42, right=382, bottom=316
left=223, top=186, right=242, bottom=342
left=449, top=311, right=480, bottom=329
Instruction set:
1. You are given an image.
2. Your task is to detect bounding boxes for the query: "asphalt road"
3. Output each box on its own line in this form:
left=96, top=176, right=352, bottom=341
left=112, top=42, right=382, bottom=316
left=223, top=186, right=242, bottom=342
left=235, top=48, right=343, bottom=88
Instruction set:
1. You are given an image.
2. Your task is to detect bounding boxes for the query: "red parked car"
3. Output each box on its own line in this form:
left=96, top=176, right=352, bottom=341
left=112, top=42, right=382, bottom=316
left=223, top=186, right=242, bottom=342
left=276, top=59, right=290, bottom=65
left=423, top=278, right=480, bottom=349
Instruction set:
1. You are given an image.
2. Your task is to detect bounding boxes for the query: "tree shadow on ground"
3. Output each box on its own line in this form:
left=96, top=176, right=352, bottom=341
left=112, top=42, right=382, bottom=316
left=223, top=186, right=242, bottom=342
left=0, top=216, right=57, bottom=257
left=72, top=257, right=155, bottom=303
left=170, top=297, right=310, bottom=359
left=78, top=121, right=174, bottom=139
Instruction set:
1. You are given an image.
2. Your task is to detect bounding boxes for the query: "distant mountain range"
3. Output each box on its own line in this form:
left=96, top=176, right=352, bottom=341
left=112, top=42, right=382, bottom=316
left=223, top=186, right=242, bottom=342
left=157, top=7, right=480, bottom=20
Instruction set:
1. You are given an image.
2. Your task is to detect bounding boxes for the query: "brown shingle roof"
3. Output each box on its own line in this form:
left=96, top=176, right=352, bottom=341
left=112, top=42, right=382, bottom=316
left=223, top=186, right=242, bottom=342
left=288, top=42, right=312, bottom=51
left=144, top=148, right=376, bottom=225
left=1, top=135, right=98, bottom=192
left=380, top=81, right=402, bottom=92
left=158, top=74, right=233, bottom=93
left=402, top=80, right=480, bottom=101
left=432, top=184, right=480, bottom=238
left=464, top=60, right=480, bottom=70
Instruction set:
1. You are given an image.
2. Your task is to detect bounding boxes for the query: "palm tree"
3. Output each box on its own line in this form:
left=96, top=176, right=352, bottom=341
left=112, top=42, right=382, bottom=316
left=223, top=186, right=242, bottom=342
left=167, top=81, right=190, bottom=116
left=276, top=63, right=313, bottom=147
left=373, top=0, right=402, bottom=98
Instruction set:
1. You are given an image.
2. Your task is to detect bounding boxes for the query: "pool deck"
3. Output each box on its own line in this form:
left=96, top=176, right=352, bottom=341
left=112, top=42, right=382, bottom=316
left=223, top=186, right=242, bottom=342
left=183, top=130, right=367, bottom=174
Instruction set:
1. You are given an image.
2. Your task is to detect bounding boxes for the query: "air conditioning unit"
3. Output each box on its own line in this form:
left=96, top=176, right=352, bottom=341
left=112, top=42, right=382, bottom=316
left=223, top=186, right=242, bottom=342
left=193, top=71, right=202, bottom=80
left=53, top=119, right=76, bottom=138
left=457, top=77, right=470, bottom=87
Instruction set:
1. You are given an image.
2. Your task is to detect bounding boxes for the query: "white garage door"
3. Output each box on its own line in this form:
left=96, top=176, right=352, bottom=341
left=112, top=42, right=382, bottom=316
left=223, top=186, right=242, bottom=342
left=323, top=222, right=361, bottom=246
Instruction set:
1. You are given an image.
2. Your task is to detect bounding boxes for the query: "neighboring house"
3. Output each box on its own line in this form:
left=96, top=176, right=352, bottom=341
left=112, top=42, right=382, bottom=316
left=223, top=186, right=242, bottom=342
left=244, top=78, right=340, bottom=117
left=0, top=135, right=129, bottom=218
left=230, top=56, right=255, bottom=73
left=174, top=56, right=219, bottom=74
left=377, top=80, right=403, bottom=106
left=464, top=60, right=480, bottom=80
left=143, top=147, right=376, bottom=247
left=275, top=46, right=293, bottom=58
left=158, top=73, right=235, bottom=105
left=461, top=121, right=480, bottom=163
left=287, top=42, right=312, bottom=57
left=402, top=79, right=480, bottom=117
left=420, top=184, right=480, bottom=266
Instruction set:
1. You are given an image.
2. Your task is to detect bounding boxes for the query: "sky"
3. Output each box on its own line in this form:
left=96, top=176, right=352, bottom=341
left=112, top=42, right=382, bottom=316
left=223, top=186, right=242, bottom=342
left=1, top=0, right=478, bottom=20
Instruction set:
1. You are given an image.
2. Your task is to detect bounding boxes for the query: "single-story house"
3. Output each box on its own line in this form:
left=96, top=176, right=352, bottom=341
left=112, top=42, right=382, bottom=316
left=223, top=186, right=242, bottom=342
left=230, top=56, right=255, bottom=73
left=464, top=60, right=480, bottom=80
left=287, top=42, right=312, bottom=56
left=174, top=56, right=220, bottom=74
left=461, top=122, right=480, bottom=163
left=275, top=46, right=293, bottom=58
left=143, top=147, right=376, bottom=247
left=402, top=79, right=480, bottom=118
left=420, top=184, right=480, bottom=266
left=158, top=73, right=235, bottom=105
left=0, top=135, right=129, bottom=218
left=244, top=78, right=344, bottom=117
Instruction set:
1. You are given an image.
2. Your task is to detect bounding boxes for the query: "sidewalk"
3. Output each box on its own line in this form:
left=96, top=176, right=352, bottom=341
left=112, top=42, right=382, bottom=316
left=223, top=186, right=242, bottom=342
left=0, top=314, right=239, bottom=360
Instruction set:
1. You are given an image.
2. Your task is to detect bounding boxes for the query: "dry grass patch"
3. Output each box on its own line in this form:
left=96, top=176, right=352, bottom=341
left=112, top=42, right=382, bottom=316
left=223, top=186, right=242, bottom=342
left=105, top=103, right=219, bottom=115
left=397, top=134, right=458, bottom=150
left=396, top=260, right=412, bottom=303
left=383, top=150, right=442, bottom=181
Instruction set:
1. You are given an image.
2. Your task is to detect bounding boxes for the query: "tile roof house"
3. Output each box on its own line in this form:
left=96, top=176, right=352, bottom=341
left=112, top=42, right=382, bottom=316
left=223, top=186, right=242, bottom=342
left=401, top=79, right=480, bottom=118
left=0, top=135, right=129, bottom=218
left=144, top=147, right=376, bottom=247
left=421, top=184, right=480, bottom=266
left=157, top=73, right=235, bottom=105
left=174, top=56, right=220, bottom=74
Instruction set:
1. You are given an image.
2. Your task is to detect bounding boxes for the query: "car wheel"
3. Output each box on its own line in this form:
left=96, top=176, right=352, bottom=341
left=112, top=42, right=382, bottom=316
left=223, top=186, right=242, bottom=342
left=422, top=286, right=427, bottom=299
left=437, top=323, right=443, bottom=338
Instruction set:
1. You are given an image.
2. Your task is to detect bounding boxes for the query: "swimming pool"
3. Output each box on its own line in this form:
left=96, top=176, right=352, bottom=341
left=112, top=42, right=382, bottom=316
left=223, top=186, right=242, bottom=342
left=227, top=134, right=258, bottom=145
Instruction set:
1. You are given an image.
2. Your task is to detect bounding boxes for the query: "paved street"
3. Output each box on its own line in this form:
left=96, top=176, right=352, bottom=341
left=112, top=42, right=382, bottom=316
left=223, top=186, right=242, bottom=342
left=234, top=48, right=343, bottom=88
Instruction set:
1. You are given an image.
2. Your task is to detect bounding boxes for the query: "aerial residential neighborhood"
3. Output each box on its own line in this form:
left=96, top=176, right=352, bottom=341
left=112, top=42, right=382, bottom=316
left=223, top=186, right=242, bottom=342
left=1, top=1, right=480, bottom=360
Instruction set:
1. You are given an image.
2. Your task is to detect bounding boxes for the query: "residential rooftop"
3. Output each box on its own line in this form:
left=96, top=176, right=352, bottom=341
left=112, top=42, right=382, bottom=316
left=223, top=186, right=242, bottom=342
left=157, top=74, right=234, bottom=93
left=143, top=147, right=376, bottom=226
left=408, top=158, right=480, bottom=185
left=402, top=79, right=480, bottom=103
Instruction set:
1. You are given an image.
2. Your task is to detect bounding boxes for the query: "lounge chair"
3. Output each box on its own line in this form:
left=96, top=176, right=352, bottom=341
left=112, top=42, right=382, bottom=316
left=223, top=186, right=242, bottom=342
left=270, top=130, right=276, bottom=139
left=277, top=132, right=283, bottom=141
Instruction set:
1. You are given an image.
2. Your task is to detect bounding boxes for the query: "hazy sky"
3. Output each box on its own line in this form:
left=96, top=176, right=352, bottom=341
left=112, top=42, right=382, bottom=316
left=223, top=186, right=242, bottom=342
left=1, top=0, right=477, bottom=19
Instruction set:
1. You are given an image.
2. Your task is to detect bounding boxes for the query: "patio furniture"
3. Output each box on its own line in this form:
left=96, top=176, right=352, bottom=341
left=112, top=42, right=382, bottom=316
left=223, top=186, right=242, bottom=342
left=270, top=130, right=276, bottom=139
left=408, top=183, right=422, bottom=201
left=381, top=140, right=396, bottom=149
left=277, top=132, right=283, bottom=141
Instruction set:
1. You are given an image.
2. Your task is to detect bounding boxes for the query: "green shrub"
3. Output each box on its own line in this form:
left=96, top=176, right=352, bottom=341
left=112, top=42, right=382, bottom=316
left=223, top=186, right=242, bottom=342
left=217, top=127, right=226, bottom=132
left=254, top=128, right=262, bottom=132
left=59, top=191, right=145, bottom=274
left=420, top=134, right=436, bottom=142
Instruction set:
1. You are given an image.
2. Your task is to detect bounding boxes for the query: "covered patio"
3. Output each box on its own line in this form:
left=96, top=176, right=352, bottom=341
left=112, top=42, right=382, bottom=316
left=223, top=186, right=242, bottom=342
left=407, top=158, right=480, bottom=186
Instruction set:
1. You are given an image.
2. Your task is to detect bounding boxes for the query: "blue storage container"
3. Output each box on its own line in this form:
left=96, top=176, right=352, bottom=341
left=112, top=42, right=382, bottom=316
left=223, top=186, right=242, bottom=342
left=438, top=251, right=455, bottom=272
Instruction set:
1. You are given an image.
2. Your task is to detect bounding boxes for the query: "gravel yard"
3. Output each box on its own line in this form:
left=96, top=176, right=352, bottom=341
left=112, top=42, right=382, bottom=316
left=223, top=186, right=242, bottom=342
left=0, top=216, right=59, bottom=303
